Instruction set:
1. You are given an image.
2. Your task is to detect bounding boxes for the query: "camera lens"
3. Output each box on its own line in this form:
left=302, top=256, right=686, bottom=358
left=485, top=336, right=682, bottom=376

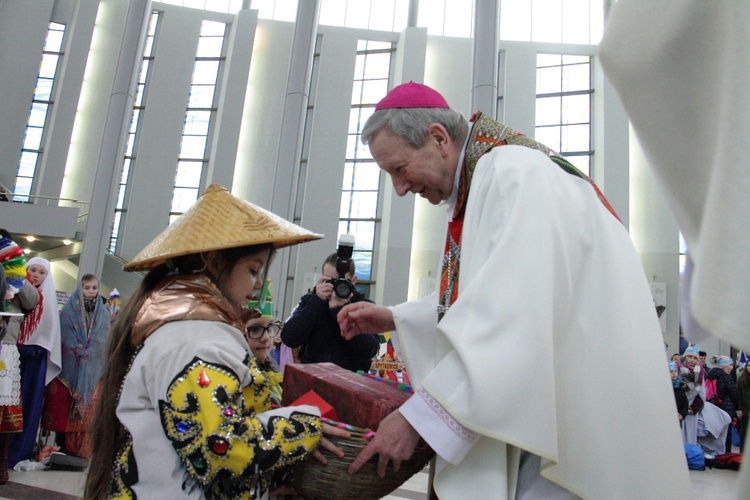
left=333, top=278, right=354, bottom=299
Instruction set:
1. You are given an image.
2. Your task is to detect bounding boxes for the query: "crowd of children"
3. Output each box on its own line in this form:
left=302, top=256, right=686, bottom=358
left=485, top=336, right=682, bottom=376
left=0, top=230, right=113, bottom=483
left=671, top=344, right=746, bottom=461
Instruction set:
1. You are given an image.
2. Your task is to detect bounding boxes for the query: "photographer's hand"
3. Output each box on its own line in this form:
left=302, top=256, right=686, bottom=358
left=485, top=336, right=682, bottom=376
left=315, top=275, right=334, bottom=301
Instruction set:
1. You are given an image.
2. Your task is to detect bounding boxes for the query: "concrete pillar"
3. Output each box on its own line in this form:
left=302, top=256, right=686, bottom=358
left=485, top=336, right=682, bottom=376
left=471, top=0, right=499, bottom=116
left=268, top=0, right=321, bottom=310
left=77, top=0, right=152, bottom=279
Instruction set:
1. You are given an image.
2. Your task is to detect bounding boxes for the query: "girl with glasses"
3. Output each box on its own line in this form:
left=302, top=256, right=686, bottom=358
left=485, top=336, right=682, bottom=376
left=246, top=282, right=284, bottom=405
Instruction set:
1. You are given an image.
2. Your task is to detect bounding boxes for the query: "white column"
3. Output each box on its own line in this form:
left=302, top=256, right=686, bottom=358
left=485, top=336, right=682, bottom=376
left=77, top=0, right=152, bottom=278
left=268, top=0, right=321, bottom=310
left=407, top=0, right=419, bottom=27
left=471, top=0, right=499, bottom=116
left=207, top=9, right=258, bottom=189
left=378, top=27, right=427, bottom=306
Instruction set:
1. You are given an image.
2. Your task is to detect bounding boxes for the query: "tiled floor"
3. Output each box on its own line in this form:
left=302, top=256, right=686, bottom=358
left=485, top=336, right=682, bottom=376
left=0, top=462, right=742, bottom=499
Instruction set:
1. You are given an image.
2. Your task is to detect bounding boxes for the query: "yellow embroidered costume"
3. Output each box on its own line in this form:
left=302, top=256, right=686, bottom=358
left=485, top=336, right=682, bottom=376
left=110, top=275, right=322, bottom=499
left=98, top=185, right=326, bottom=499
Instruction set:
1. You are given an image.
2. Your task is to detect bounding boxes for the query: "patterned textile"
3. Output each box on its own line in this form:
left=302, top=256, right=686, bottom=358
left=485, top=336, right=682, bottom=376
left=110, top=356, right=320, bottom=499
left=0, top=346, right=22, bottom=432
left=438, top=113, right=620, bottom=318
left=260, top=369, right=283, bottom=405
left=17, top=290, right=42, bottom=345
left=110, top=429, right=137, bottom=499
left=17, top=257, right=62, bottom=385
left=59, top=288, right=111, bottom=416
left=0, top=236, right=25, bottom=299
left=42, top=377, right=86, bottom=433
left=0, top=404, right=22, bottom=433
left=1, top=264, right=5, bottom=344
left=62, top=385, right=99, bottom=459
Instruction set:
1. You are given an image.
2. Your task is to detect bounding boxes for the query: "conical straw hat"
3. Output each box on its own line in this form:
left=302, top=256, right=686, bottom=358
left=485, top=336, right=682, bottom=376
left=124, top=184, right=322, bottom=272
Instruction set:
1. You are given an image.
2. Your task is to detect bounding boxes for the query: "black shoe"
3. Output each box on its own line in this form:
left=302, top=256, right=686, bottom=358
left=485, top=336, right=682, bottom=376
left=48, top=452, right=88, bottom=471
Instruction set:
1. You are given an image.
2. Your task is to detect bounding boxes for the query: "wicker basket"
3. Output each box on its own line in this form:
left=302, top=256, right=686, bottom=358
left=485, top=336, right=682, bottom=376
left=291, top=430, right=434, bottom=500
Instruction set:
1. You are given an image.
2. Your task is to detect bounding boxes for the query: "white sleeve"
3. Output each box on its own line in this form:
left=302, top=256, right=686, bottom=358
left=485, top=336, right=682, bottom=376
left=389, top=296, right=480, bottom=465
left=400, top=387, right=479, bottom=465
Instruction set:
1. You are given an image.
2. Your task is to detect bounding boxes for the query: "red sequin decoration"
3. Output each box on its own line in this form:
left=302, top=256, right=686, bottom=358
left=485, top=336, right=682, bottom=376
left=212, top=439, right=229, bottom=455
left=198, top=369, right=211, bottom=387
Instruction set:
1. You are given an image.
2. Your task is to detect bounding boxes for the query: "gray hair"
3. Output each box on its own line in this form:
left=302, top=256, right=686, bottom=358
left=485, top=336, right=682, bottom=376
left=361, top=107, right=468, bottom=149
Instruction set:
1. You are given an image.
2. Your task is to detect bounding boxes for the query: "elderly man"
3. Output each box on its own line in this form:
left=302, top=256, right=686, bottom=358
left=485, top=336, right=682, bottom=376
left=338, top=83, right=688, bottom=498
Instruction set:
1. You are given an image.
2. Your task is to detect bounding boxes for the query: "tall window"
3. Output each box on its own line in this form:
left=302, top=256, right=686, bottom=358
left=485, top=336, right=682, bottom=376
left=500, top=0, right=604, bottom=44
left=320, top=0, right=408, bottom=32
left=340, top=40, right=392, bottom=291
left=169, top=20, right=226, bottom=224
left=535, top=53, right=592, bottom=176
left=160, top=0, right=244, bottom=15
left=165, top=0, right=473, bottom=38
left=319, top=0, right=472, bottom=37
left=417, top=0, right=473, bottom=37
left=14, top=22, right=66, bottom=202
left=109, top=11, right=160, bottom=253
left=155, top=0, right=605, bottom=42
left=250, top=0, right=298, bottom=22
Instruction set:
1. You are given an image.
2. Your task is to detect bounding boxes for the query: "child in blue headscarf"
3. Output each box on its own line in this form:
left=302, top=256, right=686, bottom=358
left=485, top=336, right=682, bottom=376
left=47, top=273, right=111, bottom=459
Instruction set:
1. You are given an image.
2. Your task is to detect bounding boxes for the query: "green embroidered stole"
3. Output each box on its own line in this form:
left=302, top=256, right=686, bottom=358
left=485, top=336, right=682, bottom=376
left=437, top=113, right=619, bottom=319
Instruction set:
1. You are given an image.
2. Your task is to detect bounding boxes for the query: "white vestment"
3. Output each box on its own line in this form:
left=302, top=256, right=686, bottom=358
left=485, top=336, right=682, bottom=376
left=394, top=145, right=689, bottom=499
left=598, top=1, right=750, bottom=351
left=599, top=3, right=750, bottom=495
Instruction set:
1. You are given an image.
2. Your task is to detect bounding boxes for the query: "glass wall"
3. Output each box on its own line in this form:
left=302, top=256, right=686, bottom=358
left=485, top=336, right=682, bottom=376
left=535, top=53, right=592, bottom=176
left=14, top=22, right=66, bottom=202
left=339, top=40, right=393, bottom=287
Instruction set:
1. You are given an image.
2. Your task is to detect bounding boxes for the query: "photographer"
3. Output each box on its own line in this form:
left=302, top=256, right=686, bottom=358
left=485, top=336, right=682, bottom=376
left=282, top=252, right=379, bottom=373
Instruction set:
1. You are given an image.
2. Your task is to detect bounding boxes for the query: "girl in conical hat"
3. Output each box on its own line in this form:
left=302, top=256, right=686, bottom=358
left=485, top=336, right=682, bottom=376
left=86, top=185, right=349, bottom=499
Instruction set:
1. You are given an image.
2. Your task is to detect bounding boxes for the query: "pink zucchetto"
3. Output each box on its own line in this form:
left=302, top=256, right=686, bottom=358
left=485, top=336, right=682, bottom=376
left=375, top=82, right=450, bottom=111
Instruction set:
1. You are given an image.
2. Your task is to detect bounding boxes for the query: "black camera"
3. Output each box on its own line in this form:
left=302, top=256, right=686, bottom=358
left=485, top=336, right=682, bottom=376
left=327, top=234, right=356, bottom=299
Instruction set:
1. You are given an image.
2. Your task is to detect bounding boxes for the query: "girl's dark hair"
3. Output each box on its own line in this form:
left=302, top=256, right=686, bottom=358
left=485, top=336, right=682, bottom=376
left=85, top=243, right=275, bottom=499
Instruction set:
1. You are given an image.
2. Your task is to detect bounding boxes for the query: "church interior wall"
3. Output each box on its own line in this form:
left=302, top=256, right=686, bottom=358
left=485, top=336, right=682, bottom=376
left=0, top=1, right=697, bottom=352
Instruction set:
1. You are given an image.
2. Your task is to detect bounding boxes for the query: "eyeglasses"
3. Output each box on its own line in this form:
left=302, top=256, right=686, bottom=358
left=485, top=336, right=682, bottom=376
left=245, top=321, right=283, bottom=339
